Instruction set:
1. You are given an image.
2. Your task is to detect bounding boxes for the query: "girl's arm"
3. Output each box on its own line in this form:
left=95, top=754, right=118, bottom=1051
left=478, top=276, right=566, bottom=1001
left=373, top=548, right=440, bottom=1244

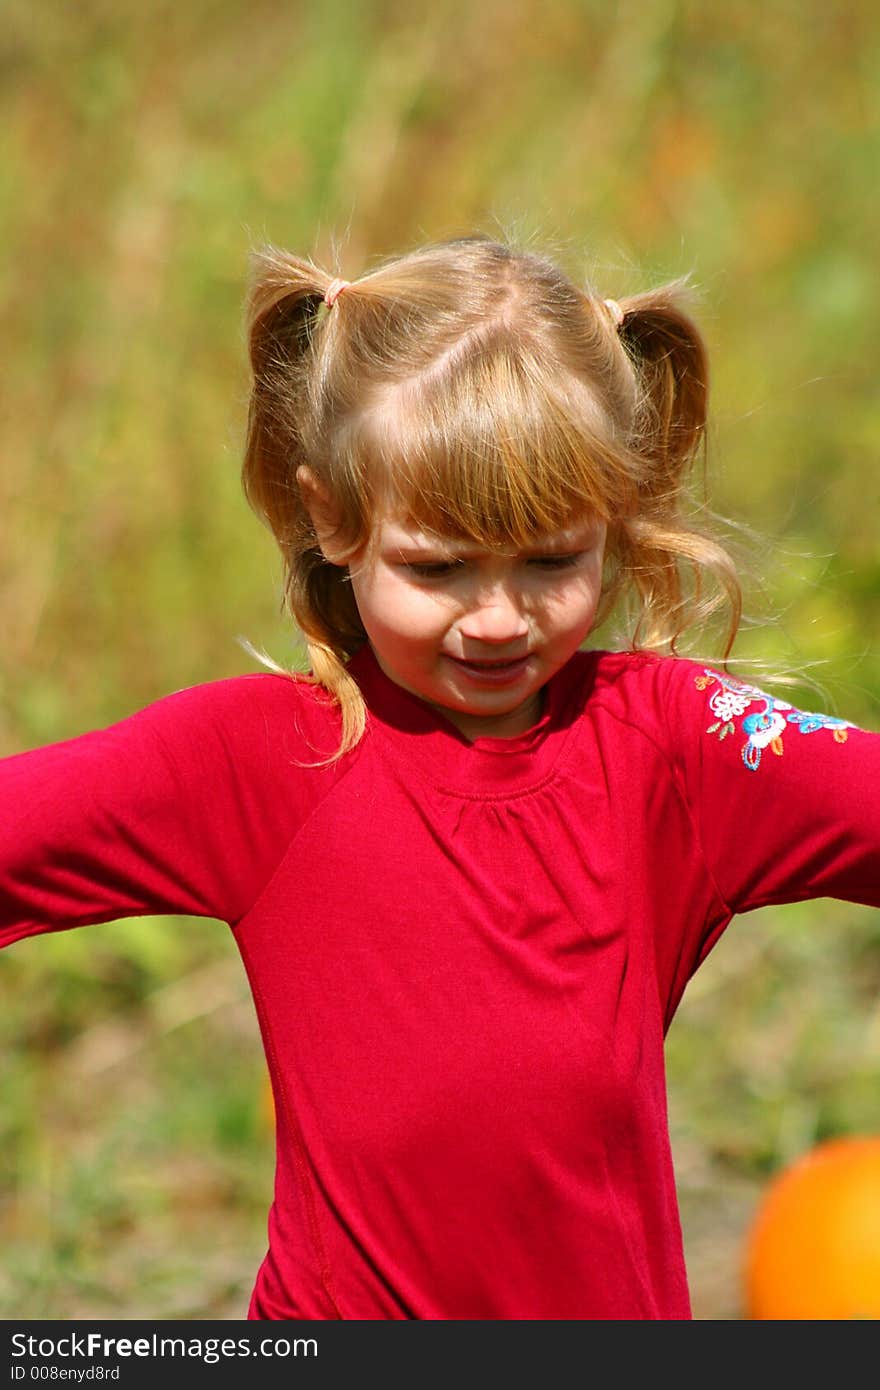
left=664, top=658, right=880, bottom=916
left=652, top=656, right=880, bottom=1022
left=0, top=676, right=304, bottom=948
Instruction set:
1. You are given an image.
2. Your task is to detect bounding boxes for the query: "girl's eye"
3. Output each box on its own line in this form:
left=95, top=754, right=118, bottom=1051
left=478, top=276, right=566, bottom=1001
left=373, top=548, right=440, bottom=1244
left=528, top=552, right=585, bottom=570
left=401, top=552, right=586, bottom=578
left=404, top=561, right=460, bottom=578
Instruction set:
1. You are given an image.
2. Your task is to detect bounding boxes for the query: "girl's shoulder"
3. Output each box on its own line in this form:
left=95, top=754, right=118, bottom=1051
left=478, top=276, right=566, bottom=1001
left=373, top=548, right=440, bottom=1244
left=155, top=669, right=338, bottom=726
left=574, top=646, right=699, bottom=726
left=580, top=645, right=774, bottom=711
left=579, top=647, right=870, bottom=777
left=87, top=669, right=347, bottom=775
left=572, top=647, right=794, bottom=761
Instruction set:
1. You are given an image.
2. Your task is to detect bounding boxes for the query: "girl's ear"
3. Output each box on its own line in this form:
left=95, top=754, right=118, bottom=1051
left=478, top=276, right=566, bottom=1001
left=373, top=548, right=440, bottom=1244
left=296, top=467, right=350, bottom=566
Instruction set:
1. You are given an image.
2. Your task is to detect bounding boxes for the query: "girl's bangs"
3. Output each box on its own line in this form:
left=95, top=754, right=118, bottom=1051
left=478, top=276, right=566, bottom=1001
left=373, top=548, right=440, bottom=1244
left=356, top=366, right=628, bottom=547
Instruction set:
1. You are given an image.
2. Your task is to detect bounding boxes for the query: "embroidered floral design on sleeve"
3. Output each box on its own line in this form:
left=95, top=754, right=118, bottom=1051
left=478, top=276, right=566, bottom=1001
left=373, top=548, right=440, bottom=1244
left=693, top=671, right=854, bottom=771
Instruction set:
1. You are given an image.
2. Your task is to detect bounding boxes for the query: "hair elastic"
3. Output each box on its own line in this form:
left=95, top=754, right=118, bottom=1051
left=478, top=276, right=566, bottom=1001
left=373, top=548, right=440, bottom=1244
left=603, top=298, right=625, bottom=329
left=324, top=278, right=351, bottom=309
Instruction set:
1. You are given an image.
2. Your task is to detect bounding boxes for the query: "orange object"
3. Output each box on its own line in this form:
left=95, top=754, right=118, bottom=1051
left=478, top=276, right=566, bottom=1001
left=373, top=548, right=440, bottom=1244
left=744, top=1135, right=880, bottom=1319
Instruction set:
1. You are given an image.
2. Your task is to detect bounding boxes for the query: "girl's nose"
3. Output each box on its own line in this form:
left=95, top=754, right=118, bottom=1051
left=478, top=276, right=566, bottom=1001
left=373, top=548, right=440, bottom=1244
left=458, top=583, right=530, bottom=644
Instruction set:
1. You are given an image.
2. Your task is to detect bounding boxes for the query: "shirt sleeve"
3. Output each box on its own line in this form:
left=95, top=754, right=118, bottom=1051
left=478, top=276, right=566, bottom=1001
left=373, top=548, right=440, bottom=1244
left=0, top=677, right=303, bottom=949
left=662, top=658, right=880, bottom=918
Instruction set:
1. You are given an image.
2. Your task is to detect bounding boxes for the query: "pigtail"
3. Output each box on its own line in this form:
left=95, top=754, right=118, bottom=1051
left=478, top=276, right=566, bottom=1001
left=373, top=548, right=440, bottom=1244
left=241, top=249, right=370, bottom=761
left=617, top=284, right=708, bottom=486
left=242, top=248, right=326, bottom=530
left=610, top=287, right=741, bottom=656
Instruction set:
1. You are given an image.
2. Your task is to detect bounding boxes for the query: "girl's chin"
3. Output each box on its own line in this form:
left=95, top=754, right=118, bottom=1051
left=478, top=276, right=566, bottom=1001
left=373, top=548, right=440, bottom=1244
left=426, top=680, right=545, bottom=741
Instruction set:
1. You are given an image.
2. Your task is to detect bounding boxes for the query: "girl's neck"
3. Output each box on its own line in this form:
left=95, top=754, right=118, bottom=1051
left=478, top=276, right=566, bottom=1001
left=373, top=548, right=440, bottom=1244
left=423, top=686, right=547, bottom=743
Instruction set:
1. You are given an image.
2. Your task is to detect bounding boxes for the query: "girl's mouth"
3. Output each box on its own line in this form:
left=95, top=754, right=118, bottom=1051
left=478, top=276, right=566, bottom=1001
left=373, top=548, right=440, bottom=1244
left=446, top=655, right=531, bottom=685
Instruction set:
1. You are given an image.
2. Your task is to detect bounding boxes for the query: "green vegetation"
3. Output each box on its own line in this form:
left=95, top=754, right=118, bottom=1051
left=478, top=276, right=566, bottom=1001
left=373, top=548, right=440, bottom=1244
left=1, top=0, right=877, bottom=1319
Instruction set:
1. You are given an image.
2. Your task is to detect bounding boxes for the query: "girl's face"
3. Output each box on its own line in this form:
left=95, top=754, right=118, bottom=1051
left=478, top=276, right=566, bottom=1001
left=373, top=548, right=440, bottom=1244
left=346, top=509, right=607, bottom=741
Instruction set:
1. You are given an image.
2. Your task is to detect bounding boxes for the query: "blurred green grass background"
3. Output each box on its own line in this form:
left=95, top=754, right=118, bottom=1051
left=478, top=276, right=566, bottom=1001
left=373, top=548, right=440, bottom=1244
left=1, top=0, right=878, bottom=1319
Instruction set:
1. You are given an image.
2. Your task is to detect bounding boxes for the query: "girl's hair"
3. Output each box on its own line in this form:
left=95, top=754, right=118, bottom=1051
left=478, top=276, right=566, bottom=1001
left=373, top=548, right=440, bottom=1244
left=242, top=234, right=741, bottom=760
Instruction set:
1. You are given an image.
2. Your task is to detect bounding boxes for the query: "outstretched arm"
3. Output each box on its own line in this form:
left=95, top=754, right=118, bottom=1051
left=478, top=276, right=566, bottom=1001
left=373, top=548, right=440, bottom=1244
left=654, top=658, right=880, bottom=1023
left=1, top=675, right=303, bottom=948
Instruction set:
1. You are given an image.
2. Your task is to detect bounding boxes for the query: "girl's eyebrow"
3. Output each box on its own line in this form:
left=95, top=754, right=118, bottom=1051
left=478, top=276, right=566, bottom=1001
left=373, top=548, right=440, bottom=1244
left=384, top=523, right=602, bottom=559
left=519, top=527, right=602, bottom=554
left=383, top=532, right=461, bottom=557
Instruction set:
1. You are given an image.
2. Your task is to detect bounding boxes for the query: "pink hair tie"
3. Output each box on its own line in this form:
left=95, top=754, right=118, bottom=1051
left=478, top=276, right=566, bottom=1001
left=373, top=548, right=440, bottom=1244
left=603, top=298, right=625, bottom=329
left=324, top=278, right=351, bottom=309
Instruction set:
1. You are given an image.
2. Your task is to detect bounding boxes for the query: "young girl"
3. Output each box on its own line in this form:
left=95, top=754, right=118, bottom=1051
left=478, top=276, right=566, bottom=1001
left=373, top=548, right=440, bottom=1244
left=2, top=235, right=878, bottom=1321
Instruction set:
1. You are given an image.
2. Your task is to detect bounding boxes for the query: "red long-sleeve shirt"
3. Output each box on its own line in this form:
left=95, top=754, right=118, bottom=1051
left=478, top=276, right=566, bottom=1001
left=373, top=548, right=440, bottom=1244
left=2, top=646, right=878, bottom=1319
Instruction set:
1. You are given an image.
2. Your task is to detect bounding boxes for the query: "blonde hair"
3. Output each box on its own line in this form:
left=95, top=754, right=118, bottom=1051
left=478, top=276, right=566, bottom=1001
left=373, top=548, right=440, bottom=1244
left=242, top=234, right=741, bottom=760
